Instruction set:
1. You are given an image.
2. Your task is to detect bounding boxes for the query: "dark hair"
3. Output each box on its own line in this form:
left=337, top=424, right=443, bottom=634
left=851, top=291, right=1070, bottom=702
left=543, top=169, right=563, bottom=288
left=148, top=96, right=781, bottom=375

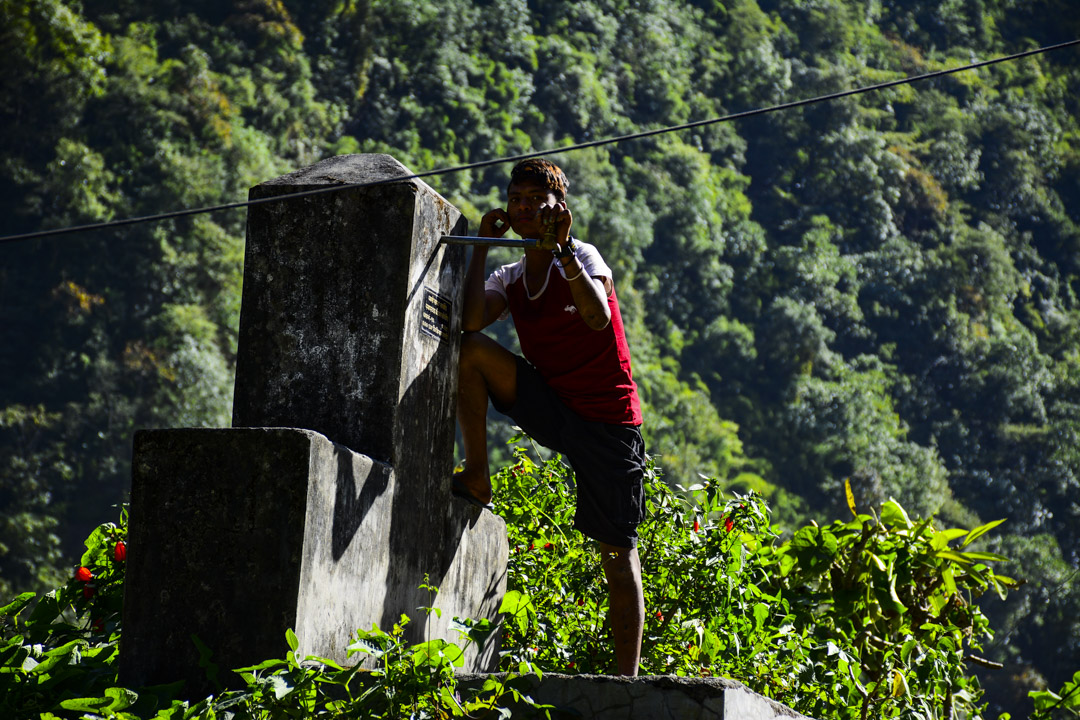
left=508, top=158, right=569, bottom=200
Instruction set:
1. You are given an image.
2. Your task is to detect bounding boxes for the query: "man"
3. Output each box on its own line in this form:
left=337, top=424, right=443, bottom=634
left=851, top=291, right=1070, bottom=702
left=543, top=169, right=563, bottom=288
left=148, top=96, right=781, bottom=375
left=453, top=158, right=647, bottom=676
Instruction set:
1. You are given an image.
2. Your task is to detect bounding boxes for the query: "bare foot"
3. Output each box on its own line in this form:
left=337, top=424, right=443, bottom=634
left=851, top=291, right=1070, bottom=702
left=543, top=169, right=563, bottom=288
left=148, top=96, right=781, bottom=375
left=451, top=463, right=493, bottom=507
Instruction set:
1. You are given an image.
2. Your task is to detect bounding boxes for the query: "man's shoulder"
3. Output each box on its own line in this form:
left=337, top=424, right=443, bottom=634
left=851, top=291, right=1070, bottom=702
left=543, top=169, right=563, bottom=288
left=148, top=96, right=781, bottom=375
left=487, top=257, right=525, bottom=290
left=573, top=239, right=613, bottom=279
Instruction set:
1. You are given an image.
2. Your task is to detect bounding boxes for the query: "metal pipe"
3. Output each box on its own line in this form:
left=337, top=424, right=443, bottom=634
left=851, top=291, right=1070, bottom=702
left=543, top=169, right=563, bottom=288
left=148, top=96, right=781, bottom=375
left=440, top=235, right=557, bottom=251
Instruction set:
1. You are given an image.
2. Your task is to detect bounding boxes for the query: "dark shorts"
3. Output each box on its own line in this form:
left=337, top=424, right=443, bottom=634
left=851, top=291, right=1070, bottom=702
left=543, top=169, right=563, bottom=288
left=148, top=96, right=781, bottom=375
left=492, top=356, right=647, bottom=548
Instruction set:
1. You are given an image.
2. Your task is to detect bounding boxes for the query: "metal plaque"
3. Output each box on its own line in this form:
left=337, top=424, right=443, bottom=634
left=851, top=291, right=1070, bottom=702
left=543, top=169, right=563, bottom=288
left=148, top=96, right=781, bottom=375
left=420, top=287, right=452, bottom=341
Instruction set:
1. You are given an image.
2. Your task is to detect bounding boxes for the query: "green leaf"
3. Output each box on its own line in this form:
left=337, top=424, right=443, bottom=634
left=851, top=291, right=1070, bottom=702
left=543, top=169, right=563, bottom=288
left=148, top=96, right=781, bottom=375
left=960, top=550, right=1007, bottom=562
left=752, top=603, right=769, bottom=630
left=931, top=528, right=968, bottom=551
left=498, top=589, right=528, bottom=616
left=942, top=566, right=957, bottom=596
left=234, top=656, right=290, bottom=673
left=961, top=518, right=1006, bottom=548
left=80, top=525, right=113, bottom=567
left=412, top=638, right=464, bottom=668
left=881, top=499, right=913, bottom=529
left=347, top=637, right=384, bottom=659
left=844, top=478, right=857, bottom=517
left=888, top=575, right=907, bottom=613
left=28, top=591, right=61, bottom=625
left=34, top=640, right=83, bottom=675
left=104, top=687, right=138, bottom=711
left=991, top=576, right=1008, bottom=601
left=0, top=592, right=36, bottom=618
left=1030, top=689, right=1063, bottom=711
left=286, top=628, right=299, bottom=652
left=58, top=696, right=112, bottom=712
left=499, top=590, right=534, bottom=635
left=191, top=635, right=219, bottom=687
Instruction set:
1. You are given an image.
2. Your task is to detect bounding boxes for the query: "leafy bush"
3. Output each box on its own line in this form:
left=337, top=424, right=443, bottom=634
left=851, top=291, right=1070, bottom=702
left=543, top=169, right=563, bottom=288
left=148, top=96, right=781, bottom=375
left=2, top=444, right=1076, bottom=719
left=0, top=510, right=545, bottom=719
left=495, top=437, right=1025, bottom=719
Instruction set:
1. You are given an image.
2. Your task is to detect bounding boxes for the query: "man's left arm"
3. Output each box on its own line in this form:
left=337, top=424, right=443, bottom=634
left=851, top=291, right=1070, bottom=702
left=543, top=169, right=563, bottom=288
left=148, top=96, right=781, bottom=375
left=560, top=253, right=612, bottom=330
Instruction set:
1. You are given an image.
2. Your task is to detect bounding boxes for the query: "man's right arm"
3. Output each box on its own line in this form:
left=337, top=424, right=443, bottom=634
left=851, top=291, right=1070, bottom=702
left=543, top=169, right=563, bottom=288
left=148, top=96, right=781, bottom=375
left=462, top=209, right=510, bottom=332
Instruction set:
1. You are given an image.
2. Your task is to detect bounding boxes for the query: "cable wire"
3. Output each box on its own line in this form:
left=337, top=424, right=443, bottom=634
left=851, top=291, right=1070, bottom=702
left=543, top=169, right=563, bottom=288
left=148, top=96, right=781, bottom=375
left=2, top=37, right=1078, bottom=245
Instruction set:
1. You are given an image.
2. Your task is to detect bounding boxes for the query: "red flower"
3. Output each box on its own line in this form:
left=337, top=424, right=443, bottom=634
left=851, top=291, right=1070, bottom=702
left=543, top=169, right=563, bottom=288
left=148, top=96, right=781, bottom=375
left=692, top=519, right=700, bottom=533
left=655, top=610, right=664, bottom=622
left=724, top=517, right=735, bottom=533
left=114, top=541, right=127, bottom=562
left=75, top=567, right=93, bottom=582
left=83, top=585, right=96, bottom=599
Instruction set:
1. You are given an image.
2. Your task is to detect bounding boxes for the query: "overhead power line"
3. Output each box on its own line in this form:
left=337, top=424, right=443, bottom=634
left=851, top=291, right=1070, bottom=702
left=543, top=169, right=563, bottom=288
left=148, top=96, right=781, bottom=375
left=2, top=37, right=1078, bottom=246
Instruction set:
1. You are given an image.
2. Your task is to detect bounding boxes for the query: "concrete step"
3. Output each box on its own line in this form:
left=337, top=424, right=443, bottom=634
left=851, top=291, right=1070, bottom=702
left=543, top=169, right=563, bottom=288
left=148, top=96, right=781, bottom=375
left=457, top=672, right=815, bottom=719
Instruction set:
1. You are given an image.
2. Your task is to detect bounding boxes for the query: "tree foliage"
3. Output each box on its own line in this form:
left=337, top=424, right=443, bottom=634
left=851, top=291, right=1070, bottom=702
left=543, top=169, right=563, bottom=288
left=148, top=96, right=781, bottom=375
left=2, top=0, right=1080, bottom=715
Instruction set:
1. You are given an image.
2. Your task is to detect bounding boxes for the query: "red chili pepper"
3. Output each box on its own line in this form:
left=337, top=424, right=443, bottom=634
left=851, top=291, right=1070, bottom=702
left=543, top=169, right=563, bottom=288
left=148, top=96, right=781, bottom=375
left=114, top=541, right=127, bottom=562
left=543, top=542, right=554, bottom=551
left=724, top=517, right=735, bottom=533
left=83, top=585, right=96, bottom=599
left=75, top=567, right=93, bottom=582
left=692, top=519, right=700, bottom=533
left=655, top=610, right=664, bottom=622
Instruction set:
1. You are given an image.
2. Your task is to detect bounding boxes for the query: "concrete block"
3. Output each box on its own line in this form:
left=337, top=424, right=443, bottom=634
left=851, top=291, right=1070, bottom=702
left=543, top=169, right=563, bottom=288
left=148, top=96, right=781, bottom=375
left=232, top=153, right=466, bottom=471
left=121, top=428, right=506, bottom=692
left=456, top=673, right=815, bottom=719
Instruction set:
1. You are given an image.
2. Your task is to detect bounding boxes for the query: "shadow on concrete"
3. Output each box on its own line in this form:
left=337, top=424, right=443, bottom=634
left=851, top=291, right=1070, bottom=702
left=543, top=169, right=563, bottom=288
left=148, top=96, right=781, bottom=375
left=332, top=445, right=392, bottom=561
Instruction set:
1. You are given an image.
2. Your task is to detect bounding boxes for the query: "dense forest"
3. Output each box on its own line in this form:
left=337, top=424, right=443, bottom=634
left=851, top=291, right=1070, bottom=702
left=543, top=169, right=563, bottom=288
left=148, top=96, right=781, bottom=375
left=1, top=0, right=1079, bottom=716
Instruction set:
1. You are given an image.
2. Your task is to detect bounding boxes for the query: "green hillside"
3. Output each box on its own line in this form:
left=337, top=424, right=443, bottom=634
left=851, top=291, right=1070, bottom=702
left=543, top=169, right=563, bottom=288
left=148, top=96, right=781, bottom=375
left=2, top=0, right=1079, bottom=715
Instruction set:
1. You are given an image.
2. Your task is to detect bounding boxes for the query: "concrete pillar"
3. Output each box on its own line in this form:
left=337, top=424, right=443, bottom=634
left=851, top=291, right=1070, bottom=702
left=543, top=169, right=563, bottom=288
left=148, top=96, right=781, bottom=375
left=120, top=155, right=507, bottom=692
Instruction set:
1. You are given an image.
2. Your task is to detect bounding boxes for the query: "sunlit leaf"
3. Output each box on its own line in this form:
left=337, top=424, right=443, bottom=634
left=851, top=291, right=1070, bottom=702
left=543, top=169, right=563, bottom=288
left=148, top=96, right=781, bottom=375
left=961, top=519, right=1006, bottom=548
left=881, top=499, right=913, bottom=529
left=891, top=669, right=909, bottom=697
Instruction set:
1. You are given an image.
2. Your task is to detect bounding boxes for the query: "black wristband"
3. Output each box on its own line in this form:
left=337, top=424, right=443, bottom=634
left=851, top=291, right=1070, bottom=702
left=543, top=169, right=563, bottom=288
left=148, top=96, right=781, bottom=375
left=553, top=238, right=578, bottom=259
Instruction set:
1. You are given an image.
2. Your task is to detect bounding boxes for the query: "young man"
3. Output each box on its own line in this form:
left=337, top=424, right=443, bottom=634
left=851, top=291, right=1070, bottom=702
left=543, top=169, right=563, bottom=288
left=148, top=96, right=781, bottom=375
left=453, top=158, right=647, bottom=676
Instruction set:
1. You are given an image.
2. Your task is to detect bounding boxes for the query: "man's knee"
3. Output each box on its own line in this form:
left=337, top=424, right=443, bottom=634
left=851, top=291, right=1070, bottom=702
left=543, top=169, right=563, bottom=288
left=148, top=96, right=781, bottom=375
left=459, top=332, right=517, bottom=406
left=459, top=331, right=494, bottom=369
left=599, top=545, right=641, bottom=588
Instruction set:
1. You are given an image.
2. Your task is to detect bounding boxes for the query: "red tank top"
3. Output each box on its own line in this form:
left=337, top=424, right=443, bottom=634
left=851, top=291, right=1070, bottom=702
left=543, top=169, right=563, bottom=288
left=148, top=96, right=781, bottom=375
left=487, top=243, right=643, bottom=425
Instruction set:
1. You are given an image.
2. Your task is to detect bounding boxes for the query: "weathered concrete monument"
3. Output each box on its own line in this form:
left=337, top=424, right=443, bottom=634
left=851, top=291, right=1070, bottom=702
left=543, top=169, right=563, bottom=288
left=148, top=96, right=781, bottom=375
left=120, top=154, right=507, bottom=691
